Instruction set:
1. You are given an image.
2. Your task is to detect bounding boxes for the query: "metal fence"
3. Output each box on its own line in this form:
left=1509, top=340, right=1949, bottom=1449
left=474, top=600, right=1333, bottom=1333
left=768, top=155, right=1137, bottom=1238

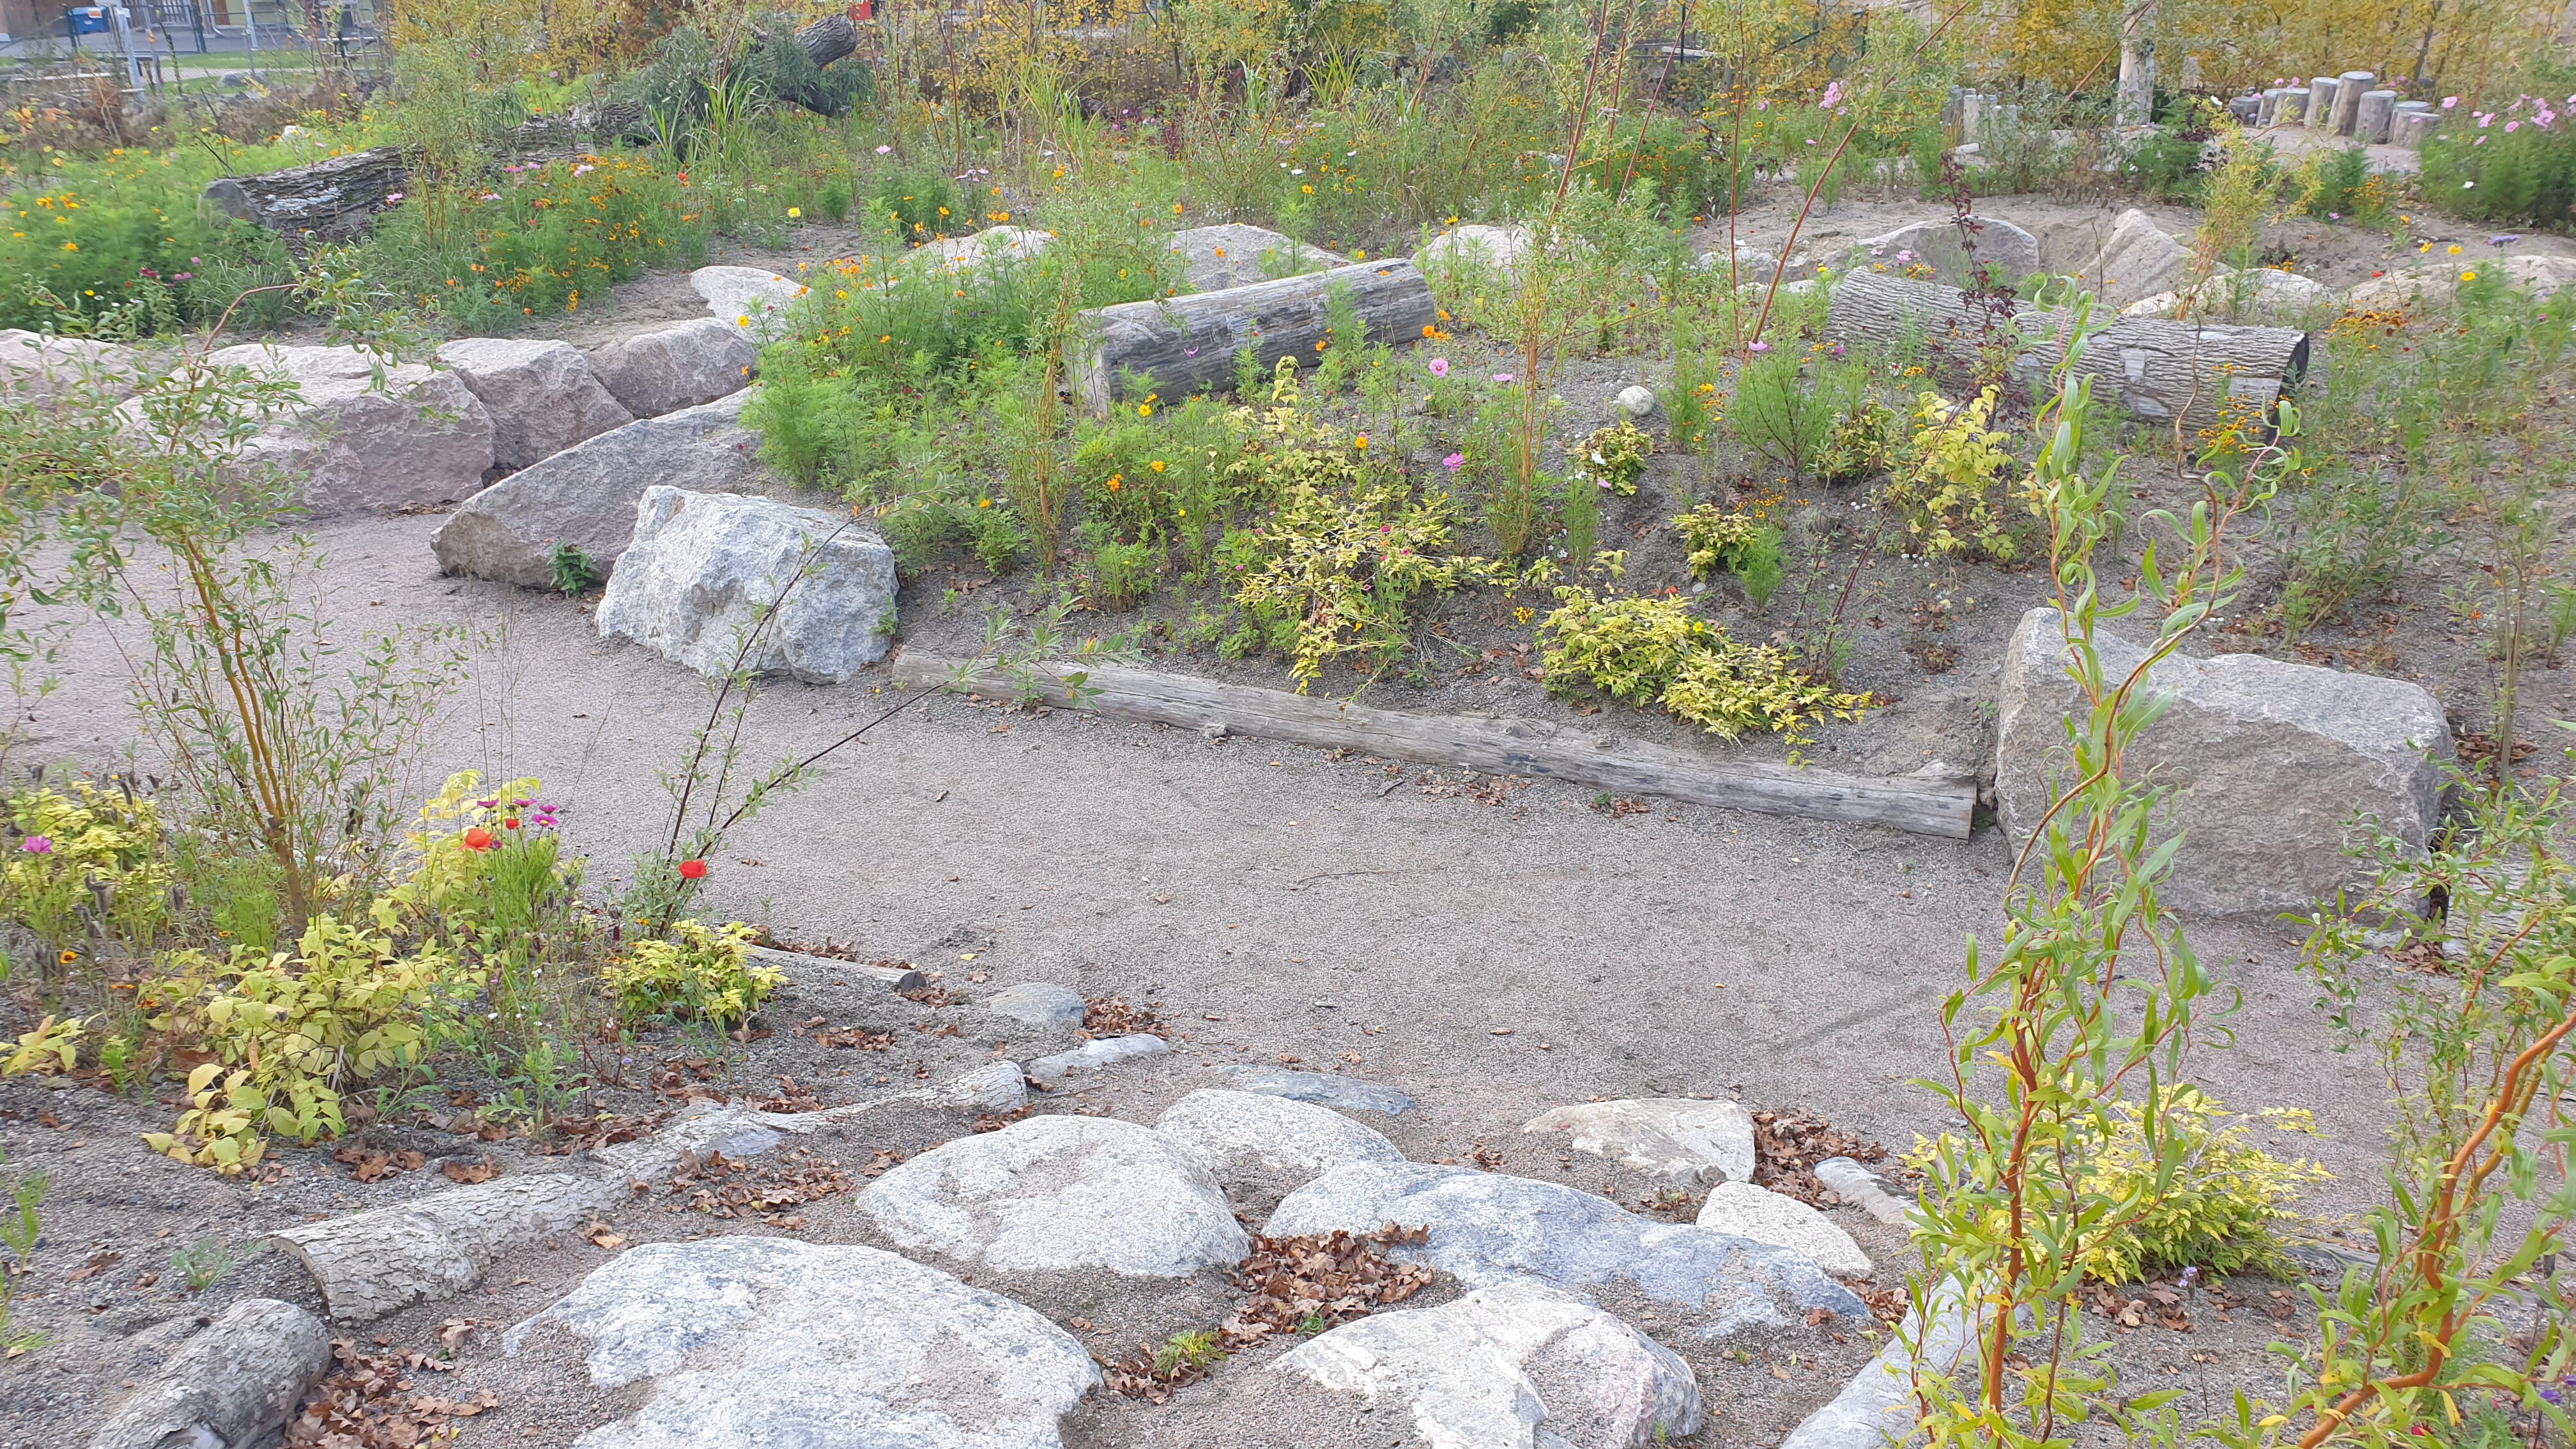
left=2, top=0, right=387, bottom=89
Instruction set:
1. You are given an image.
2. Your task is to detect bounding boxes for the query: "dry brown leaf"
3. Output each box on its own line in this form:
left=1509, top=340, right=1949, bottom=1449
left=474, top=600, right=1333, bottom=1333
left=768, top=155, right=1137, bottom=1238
left=441, top=1156, right=499, bottom=1184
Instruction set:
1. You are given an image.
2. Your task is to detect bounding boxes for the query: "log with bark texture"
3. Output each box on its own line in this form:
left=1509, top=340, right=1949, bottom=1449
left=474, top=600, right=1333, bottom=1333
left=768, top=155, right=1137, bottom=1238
left=88, top=1298, right=332, bottom=1449
left=1066, top=259, right=1436, bottom=418
left=270, top=1065, right=1024, bottom=1321
left=889, top=654, right=1977, bottom=838
left=1823, top=266, right=2309, bottom=434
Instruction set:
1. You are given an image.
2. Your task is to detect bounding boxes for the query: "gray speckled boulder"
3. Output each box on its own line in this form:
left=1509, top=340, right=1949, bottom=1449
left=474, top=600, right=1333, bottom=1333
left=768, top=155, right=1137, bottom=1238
left=1851, top=215, right=2040, bottom=286
left=1169, top=224, right=1344, bottom=291
left=195, top=342, right=494, bottom=516
left=435, top=337, right=633, bottom=470
left=1995, top=606, right=2453, bottom=916
left=596, top=487, right=896, bottom=684
left=1220, top=1066, right=1414, bottom=1114
left=1276, top=1281, right=1702, bottom=1449
left=856, top=1114, right=1247, bottom=1276
left=983, top=982, right=1087, bottom=1029
left=502, top=1238, right=1097, bottom=1449
left=1155, top=1088, right=1404, bottom=1200
left=433, top=390, right=769, bottom=589
left=1522, top=1098, right=1753, bottom=1185
left=1269, top=1162, right=1866, bottom=1335
left=588, top=318, right=759, bottom=418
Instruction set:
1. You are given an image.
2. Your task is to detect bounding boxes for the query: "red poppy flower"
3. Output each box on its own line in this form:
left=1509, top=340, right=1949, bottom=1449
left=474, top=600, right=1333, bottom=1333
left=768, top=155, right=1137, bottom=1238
left=678, top=859, right=708, bottom=880
left=503, top=818, right=521, bottom=829
left=463, top=827, right=494, bottom=851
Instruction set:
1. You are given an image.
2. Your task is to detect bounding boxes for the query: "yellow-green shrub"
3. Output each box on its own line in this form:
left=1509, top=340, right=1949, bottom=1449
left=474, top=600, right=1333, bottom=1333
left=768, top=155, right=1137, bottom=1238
left=385, top=770, right=555, bottom=930
left=1672, top=504, right=1786, bottom=605
left=3, top=1015, right=86, bottom=1077
left=1570, top=419, right=1653, bottom=497
left=2074, top=1096, right=2329, bottom=1282
left=141, top=905, right=478, bottom=1156
left=1, top=781, right=168, bottom=947
left=1878, top=387, right=2033, bottom=564
left=1539, top=588, right=1871, bottom=740
left=603, top=920, right=779, bottom=1027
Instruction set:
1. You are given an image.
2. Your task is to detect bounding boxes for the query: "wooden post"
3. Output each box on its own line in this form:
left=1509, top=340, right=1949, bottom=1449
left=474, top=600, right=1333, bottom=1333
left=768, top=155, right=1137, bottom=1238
left=2115, top=1, right=2156, bottom=128
left=2331, top=70, right=2373, bottom=134
left=2307, top=75, right=2339, bottom=127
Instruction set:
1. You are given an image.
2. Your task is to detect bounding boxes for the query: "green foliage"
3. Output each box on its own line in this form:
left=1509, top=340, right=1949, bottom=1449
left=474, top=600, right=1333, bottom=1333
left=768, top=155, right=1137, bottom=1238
left=1878, top=388, right=2032, bottom=564
left=0, top=1151, right=44, bottom=1351
left=2071, top=1096, right=2327, bottom=1283
left=1729, top=351, right=1871, bottom=482
left=2423, top=98, right=2576, bottom=229
left=549, top=542, right=601, bottom=595
left=1538, top=588, right=1868, bottom=740
left=1078, top=521, right=1159, bottom=611
left=1818, top=397, right=1901, bottom=483
left=363, top=153, right=707, bottom=328
left=168, top=1234, right=257, bottom=1292
left=0, top=153, right=291, bottom=332
left=3, top=1015, right=86, bottom=1077
left=603, top=919, right=779, bottom=1027
left=1152, top=1330, right=1227, bottom=1376
left=1672, top=504, right=1786, bottom=605
left=1570, top=419, right=1652, bottom=497
left=1, top=781, right=169, bottom=950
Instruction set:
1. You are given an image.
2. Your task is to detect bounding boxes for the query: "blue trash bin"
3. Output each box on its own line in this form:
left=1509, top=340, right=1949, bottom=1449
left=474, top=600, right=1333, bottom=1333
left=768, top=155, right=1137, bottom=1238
left=67, top=6, right=112, bottom=34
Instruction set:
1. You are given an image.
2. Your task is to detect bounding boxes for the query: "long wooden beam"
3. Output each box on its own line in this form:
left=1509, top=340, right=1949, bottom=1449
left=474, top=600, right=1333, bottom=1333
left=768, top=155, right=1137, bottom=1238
left=890, top=654, right=1977, bottom=839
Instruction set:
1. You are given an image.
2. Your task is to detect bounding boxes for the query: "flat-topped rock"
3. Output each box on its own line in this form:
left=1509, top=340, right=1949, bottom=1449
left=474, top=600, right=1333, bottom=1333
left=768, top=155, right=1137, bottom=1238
left=1169, top=224, right=1344, bottom=291
left=1155, top=1088, right=1404, bottom=1200
left=906, top=225, right=1052, bottom=275
left=1414, top=224, right=1529, bottom=282
left=1277, top=1281, right=1703, bottom=1449
left=1220, top=1066, right=1414, bottom=1115
left=1027, top=1032, right=1168, bottom=1084
left=691, top=264, right=808, bottom=327
left=1995, top=606, right=2453, bottom=916
left=1851, top=215, right=2041, bottom=286
left=1270, top=1162, right=1866, bottom=1334
left=597, top=487, right=897, bottom=684
left=2122, top=266, right=2333, bottom=325
left=2084, top=208, right=2193, bottom=308
left=434, top=337, right=632, bottom=470
left=1522, top=1098, right=1754, bottom=1184
left=432, top=390, right=768, bottom=589
left=502, top=1238, right=1098, bottom=1449
left=856, top=1114, right=1247, bottom=1276
left=1695, top=1182, right=1871, bottom=1278
left=983, top=982, right=1087, bottom=1028
left=1, top=328, right=139, bottom=404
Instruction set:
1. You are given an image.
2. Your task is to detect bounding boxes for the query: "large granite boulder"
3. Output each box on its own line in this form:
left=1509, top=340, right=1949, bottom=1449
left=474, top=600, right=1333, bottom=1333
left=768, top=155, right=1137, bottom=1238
left=2123, top=266, right=2334, bottom=325
left=905, top=225, right=1052, bottom=277
left=1169, top=224, right=1344, bottom=291
left=197, top=343, right=494, bottom=516
left=2083, top=209, right=2193, bottom=308
left=1695, top=1183, right=1870, bottom=1278
left=1414, top=224, right=1530, bottom=284
left=1269, top=1162, right=1866, bottom=1333
left=587, top=318, right=760, bottom=418
left=1216, top=1066, right=1415, bottom=1115
left=1994, top=606, right=2453, bottom=917
left=597, top=487, right=896, bottom=684
left=1522, top=1098, right=1754, bottom=1184
left=1, top=328, right=139, bottom=404
left=502, top=1238, right=1098, bottom=1449
left=1154, top=1088, right=1405, bottom=1201
left=2346, top=252, right=2576, bottom=314
left=431, top=389, right=767, bottom=588
left=1853, top=215, right=2041, bottom=286
left=1276, top=1281, right=1703, bottom=1449
left=434, top=337, right=633, bottom=470
left=855, top=1114, right=1248, bottom=1276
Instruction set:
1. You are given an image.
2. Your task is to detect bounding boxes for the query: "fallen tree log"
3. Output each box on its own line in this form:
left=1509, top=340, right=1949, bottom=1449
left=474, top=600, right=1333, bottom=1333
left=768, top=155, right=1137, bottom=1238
left=1823, top=266, right=2310, bottom=435
left=1066, top=259, right=1436, bottom=418
left=88, top=1299, right=332, bottom=1449
left=890, top=654, right=1978, bottom=838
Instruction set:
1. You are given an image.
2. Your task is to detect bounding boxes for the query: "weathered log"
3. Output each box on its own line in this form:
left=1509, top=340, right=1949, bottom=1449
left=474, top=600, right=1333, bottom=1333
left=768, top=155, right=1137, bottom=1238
left=1823, top=266, right=2308, bottom=435
left=1066, top=259, right=1436, bottom=418
left=89, top=1298, right=333, bottom=1449
left=889, top=654, right=1979, bottom=838
left=273, top=1063, right=1025, bottom=1321
left=798, top=12, right=859, bottom=68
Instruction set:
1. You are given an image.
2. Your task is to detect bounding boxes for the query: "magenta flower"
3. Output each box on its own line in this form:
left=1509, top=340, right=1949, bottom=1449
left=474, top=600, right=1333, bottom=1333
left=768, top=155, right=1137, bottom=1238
left=20, top=836, right=51, bottom=854
left=1819, top=80, right=1843, bottom=109
left=2442, top=96, right=2459, bottom=108
left=1748, top=341, right=1773, bottom=353
left=1492, top=372, right=1514, bottom=383
left=1443, top=452, right=1464, bottom=470
left=1428, top=357, right=1450, bottom=378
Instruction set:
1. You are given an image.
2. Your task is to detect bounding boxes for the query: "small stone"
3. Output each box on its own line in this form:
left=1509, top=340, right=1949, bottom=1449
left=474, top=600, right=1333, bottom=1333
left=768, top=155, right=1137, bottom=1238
left=1522, top=1098, right=1754, bottom=1184
left=1154, top=1089, right=1404, bottom=1200
left=1025, top=1033, right=1169, bottom=1085
left=1614, top=385, right=1657, bottom=418
left=1694, top=1183, right=1871, bottom=1278
left=1277, top=1280, right=1702, bottom=1449
left=981, top=983, right=1087, bottom=1029
left=501, top=1238, right=1096, bottom=1448
left=855, top=1115, right=1246, bottom=1276
left=597, top=487, right=898, bottom=684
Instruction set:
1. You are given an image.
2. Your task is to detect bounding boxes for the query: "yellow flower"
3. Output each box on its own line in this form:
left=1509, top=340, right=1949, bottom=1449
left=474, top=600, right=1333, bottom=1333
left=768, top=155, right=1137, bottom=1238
left=1172, top=203, right=1184, bottom=214
left=977, top=498, right=993, bottom=509
left=1302, top=184, right=1314, bottom=194
left=1149, top=459, right=1165, bottom=472
left=1137, top=403, right=1153, bottom=417
left=2462, top=270, right=2478, bottom=281
left=787, top=207, right=801, bottom=218
left=61, top=241, right=75, bottom=250
left=1106, top=475, right=1123, bottom=491
left=2449, top=244, right=2463, bottom=255
left=1354, top=434, right=1368, bottom=448
left=1514, top=606, right=1534, bottom=624
left=737, top=315, right=751, bottom=325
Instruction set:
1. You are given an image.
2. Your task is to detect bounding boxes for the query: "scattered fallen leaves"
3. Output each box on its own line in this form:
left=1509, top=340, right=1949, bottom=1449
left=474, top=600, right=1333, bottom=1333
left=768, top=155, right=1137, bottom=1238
left=802, top=1017, right=894, bottom=1051
left=650, top=1056, right=731, bottom=1105
left=1083, top=997, right=1165, bottom=1038
left=2085, top=1282, right=2194, bottom=1332
left=756, top=1077, right=825, bottom=1114
left=667, top=1149, right=852, bottom=1226
left=1465, top=1144, right=1505, bottom=1170
left=1591, top=795, right=1652, bottom=817
left=1853, top=1283, right=1906, bottom=1325
left=899, top=983, right=959, bottom=1008
left=1752, top=1107, right=1887, bottom=1205
left=859, top=1148, right=904, bottom=1176
left=1219, top=1227, right=1435, bottom=1351
left=1637, top=1185, right=1699, bottom=1220
left=334, top=1143, right=427, bottom=1183
left=583, top=1218, right=626, bottom=1251
left=538, top=1109, right=670, bottom=1154
left=441, top=1156, right=499, bottom=1184
left=1417, top=769, right=1529, bottom=806
left=287, top=1340, right=497, bottom=1448
left=66, top=1249, right=119, bottom=1282
left=972, top=1107, right=1035, bottom=1133
left=1105, top=1330, right=1227, bottom=1403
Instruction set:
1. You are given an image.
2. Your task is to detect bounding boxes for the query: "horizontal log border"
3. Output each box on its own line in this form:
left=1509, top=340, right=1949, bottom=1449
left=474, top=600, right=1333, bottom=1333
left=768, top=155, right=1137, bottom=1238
left=891, top=654, right=1977, bottom=839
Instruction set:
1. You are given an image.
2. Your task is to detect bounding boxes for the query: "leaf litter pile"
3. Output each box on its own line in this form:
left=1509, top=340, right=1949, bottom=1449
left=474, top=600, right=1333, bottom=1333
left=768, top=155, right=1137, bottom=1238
left=1752, top=1107, right=1888, bottom=1206
left=287, top=1337, right=497, bottom=1448
left=1083, top=997, right=1165, bottom=1038
left=1107, top=1227, right=1435, bottom=1403
left=663, top=1146, right=854, bottom=1230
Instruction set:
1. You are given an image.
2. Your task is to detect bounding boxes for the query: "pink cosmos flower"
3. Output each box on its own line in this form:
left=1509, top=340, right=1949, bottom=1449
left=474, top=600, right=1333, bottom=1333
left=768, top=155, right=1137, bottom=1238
left=20, top=836, right=50, bottom=854
left=1429, top=357, right=1450, bottom=378
left=2442, top=96, right=2459, bottom=108
left=1442, top=452, right=1464, bottom=470
left=1819, top=80, right=1842, bottom=109
left=1492, top=372, right=1514, bottom=383
left=1748, top=341, right=1773, bottom=353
